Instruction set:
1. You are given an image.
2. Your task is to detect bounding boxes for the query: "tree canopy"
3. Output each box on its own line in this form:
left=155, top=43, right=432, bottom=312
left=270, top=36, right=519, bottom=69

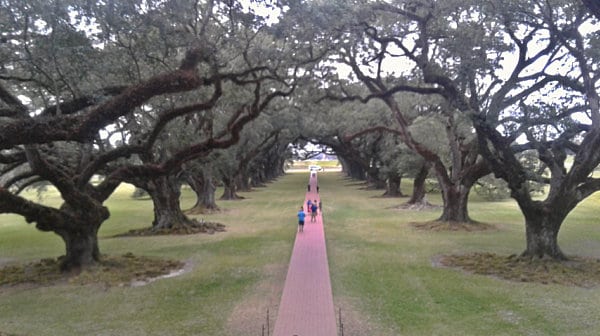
left=1, top=0, right=600, bottom=270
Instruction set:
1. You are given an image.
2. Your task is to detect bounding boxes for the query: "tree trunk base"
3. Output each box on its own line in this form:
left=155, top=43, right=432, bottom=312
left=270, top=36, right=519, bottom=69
left=520, top=250, right=568, bottom=261
left=251, top=183, right=267, bottom=188
left=220, top=194, right=245, bottom=200
left=185, top=205, right=221, bottom=215
left=118, top=219, right=226, bottom=236
left=411, top=220, right=494, bottom=232
left=381, top=191, right=406, bottom=198
left=437, top=216, right=474, bottom=224
left=397, top=199, right=438, bottom=211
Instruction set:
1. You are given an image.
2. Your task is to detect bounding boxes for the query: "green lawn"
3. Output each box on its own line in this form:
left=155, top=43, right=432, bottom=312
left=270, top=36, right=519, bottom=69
left=1, top=172, right=600, bottom=335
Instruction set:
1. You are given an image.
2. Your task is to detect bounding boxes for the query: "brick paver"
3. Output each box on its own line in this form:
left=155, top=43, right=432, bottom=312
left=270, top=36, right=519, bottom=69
left=273, top=173, right=337, bottom=336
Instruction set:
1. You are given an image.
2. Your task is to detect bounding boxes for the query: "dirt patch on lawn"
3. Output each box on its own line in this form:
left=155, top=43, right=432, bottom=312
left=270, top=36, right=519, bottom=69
left=393, top=201, right=441, bottom=211
left=225, top=263, right=287, bottom=336
left=411, top=220, right=496, bottom=232
left=184, top=207, right=223, bottom=215
left=0, top=253, right=185, bottom=289
left=114, top=221, right=225, bottom=237
left=334, top=296, right=399, bottom=336
left=435, top=252, right=600, bottom=288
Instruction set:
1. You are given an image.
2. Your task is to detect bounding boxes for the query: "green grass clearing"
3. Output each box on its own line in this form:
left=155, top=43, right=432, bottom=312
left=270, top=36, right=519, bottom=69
left=1, top=172, right=600, bottom=335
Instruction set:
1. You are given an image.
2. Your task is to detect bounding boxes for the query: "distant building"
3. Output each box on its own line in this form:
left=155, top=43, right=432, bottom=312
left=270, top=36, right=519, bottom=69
left=313, top=153, right=337, bottom=161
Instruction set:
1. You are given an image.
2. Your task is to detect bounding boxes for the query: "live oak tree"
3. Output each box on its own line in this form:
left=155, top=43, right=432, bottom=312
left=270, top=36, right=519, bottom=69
left=471, top=0, right=600, bottom=259
left=334, top=0, right=600, bottom=259
left=0, top=0, right=309, bottom=270
left=183, top=156, right=221, bottom=214
left=216, top=124, right=280, bottom=200
left=312, top=1, right=490, bottom=223
left=295, top=87, right=391, bottom=187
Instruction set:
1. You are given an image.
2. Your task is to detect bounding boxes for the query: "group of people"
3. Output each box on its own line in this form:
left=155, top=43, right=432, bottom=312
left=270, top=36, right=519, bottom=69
left=296, top=198, right=321, bottom=233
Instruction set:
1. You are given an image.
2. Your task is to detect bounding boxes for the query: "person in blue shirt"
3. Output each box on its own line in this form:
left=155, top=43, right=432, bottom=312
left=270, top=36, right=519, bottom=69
left=310, top=200, right=318, bottom=222
left=297, top=206, right=305, bottom=232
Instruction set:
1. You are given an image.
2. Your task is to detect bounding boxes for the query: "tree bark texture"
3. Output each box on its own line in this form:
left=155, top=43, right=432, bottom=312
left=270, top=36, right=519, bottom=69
left=56, top=225, right=101, bottom=271
left=220, top=177, right=243, bottom=200
left=383, top=175, right=403, bottom=197
left=408, top=162, right=430, bottom=204
left=517, top=196, right=570, bottom=260
left=148, top=175, right=195, bottom=229
left=237, top=173, right=252, bottom=192
left=438, top=181, right=472, bottom=223
left=523, top=216, right=566, bottom=259
left=186, top=172, right=219, bottom=214
left=367, top=173, right=386, bottom=190
left=51, top=201, right=109, bottom=271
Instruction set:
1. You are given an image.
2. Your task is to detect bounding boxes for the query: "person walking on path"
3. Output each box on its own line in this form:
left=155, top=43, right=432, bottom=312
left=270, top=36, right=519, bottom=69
left=273, top=177, right=337, bottom=336
left=297, top=206, right=305, bottom=233
left=306, top=199, right=312, bottom=213
left=310, top=200, right=318, bottom=222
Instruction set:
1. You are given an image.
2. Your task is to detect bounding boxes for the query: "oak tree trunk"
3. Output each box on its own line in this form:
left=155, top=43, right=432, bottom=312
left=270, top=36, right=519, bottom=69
left=237, top=173, right=252, bottom=192
left=521, top=207, right=567, bottom=260
left=408, top=162, right=430, bottom=205
left=148, top=175, right=195, bottom=229
left=186, top=172, right=219, bottom=213
left=438, top=182, right=472, bottom=223
left=53, top=203, right=109, bottom=272
left=220, top=177, right=243, bottom=200
left=56, top=224, right=101, bottom=271
left=383, top=175, right=404, bottom=197
left=367, top=174, right=386, bottom=190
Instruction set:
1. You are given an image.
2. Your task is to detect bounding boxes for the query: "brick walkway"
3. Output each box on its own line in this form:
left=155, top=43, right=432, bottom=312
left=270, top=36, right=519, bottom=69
left=273, top=173, right=337, bottom=336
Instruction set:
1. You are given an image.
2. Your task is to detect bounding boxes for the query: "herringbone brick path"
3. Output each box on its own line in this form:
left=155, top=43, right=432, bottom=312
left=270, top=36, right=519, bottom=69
left=272, top=173, right=337, bottom=336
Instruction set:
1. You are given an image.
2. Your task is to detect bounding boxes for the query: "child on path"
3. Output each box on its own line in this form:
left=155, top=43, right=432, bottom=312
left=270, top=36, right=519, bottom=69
left=306, top=199, right=312, bottom=213
left=310, top=200, right=318, bottom=222
left=297, top=206, right=305, bottom=232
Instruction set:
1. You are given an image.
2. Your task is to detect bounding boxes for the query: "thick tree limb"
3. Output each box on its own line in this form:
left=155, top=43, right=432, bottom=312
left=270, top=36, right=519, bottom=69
left=0, top=188, right=73, bottom=231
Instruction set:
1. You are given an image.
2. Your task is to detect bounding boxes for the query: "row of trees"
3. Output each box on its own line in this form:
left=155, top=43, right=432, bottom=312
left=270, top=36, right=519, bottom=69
left=0, top=0, right=316, bottom=270
left=306, top=0, right=600, bottom=260
left=1, top=0, right=600, bottom=271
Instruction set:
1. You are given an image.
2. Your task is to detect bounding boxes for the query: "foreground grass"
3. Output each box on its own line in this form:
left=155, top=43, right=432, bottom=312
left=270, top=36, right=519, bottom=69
left=1, top=172, right=600, bottom=335
left=0, top=180, right=300, bottom=336
left=322, top=173, right=600, bottom=335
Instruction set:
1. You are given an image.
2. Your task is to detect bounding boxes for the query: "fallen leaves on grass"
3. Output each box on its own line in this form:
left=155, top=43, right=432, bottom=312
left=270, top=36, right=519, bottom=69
left=439, top=252, right=600, bottom=288
left=411, top=220, right=496, bottom=232
left=116, top=221, right=226, bottom=237
left=0, top=253, right=185, bottom=288
left=393, top=202, right=440, bottom=211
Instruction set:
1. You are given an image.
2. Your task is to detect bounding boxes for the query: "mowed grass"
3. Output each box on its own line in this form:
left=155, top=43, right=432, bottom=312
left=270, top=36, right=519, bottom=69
left=1, top=172, right=600, bottom=335
left=321, top=173, right=600, bottom=335
left=0, top=179, right=300, bottom=336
